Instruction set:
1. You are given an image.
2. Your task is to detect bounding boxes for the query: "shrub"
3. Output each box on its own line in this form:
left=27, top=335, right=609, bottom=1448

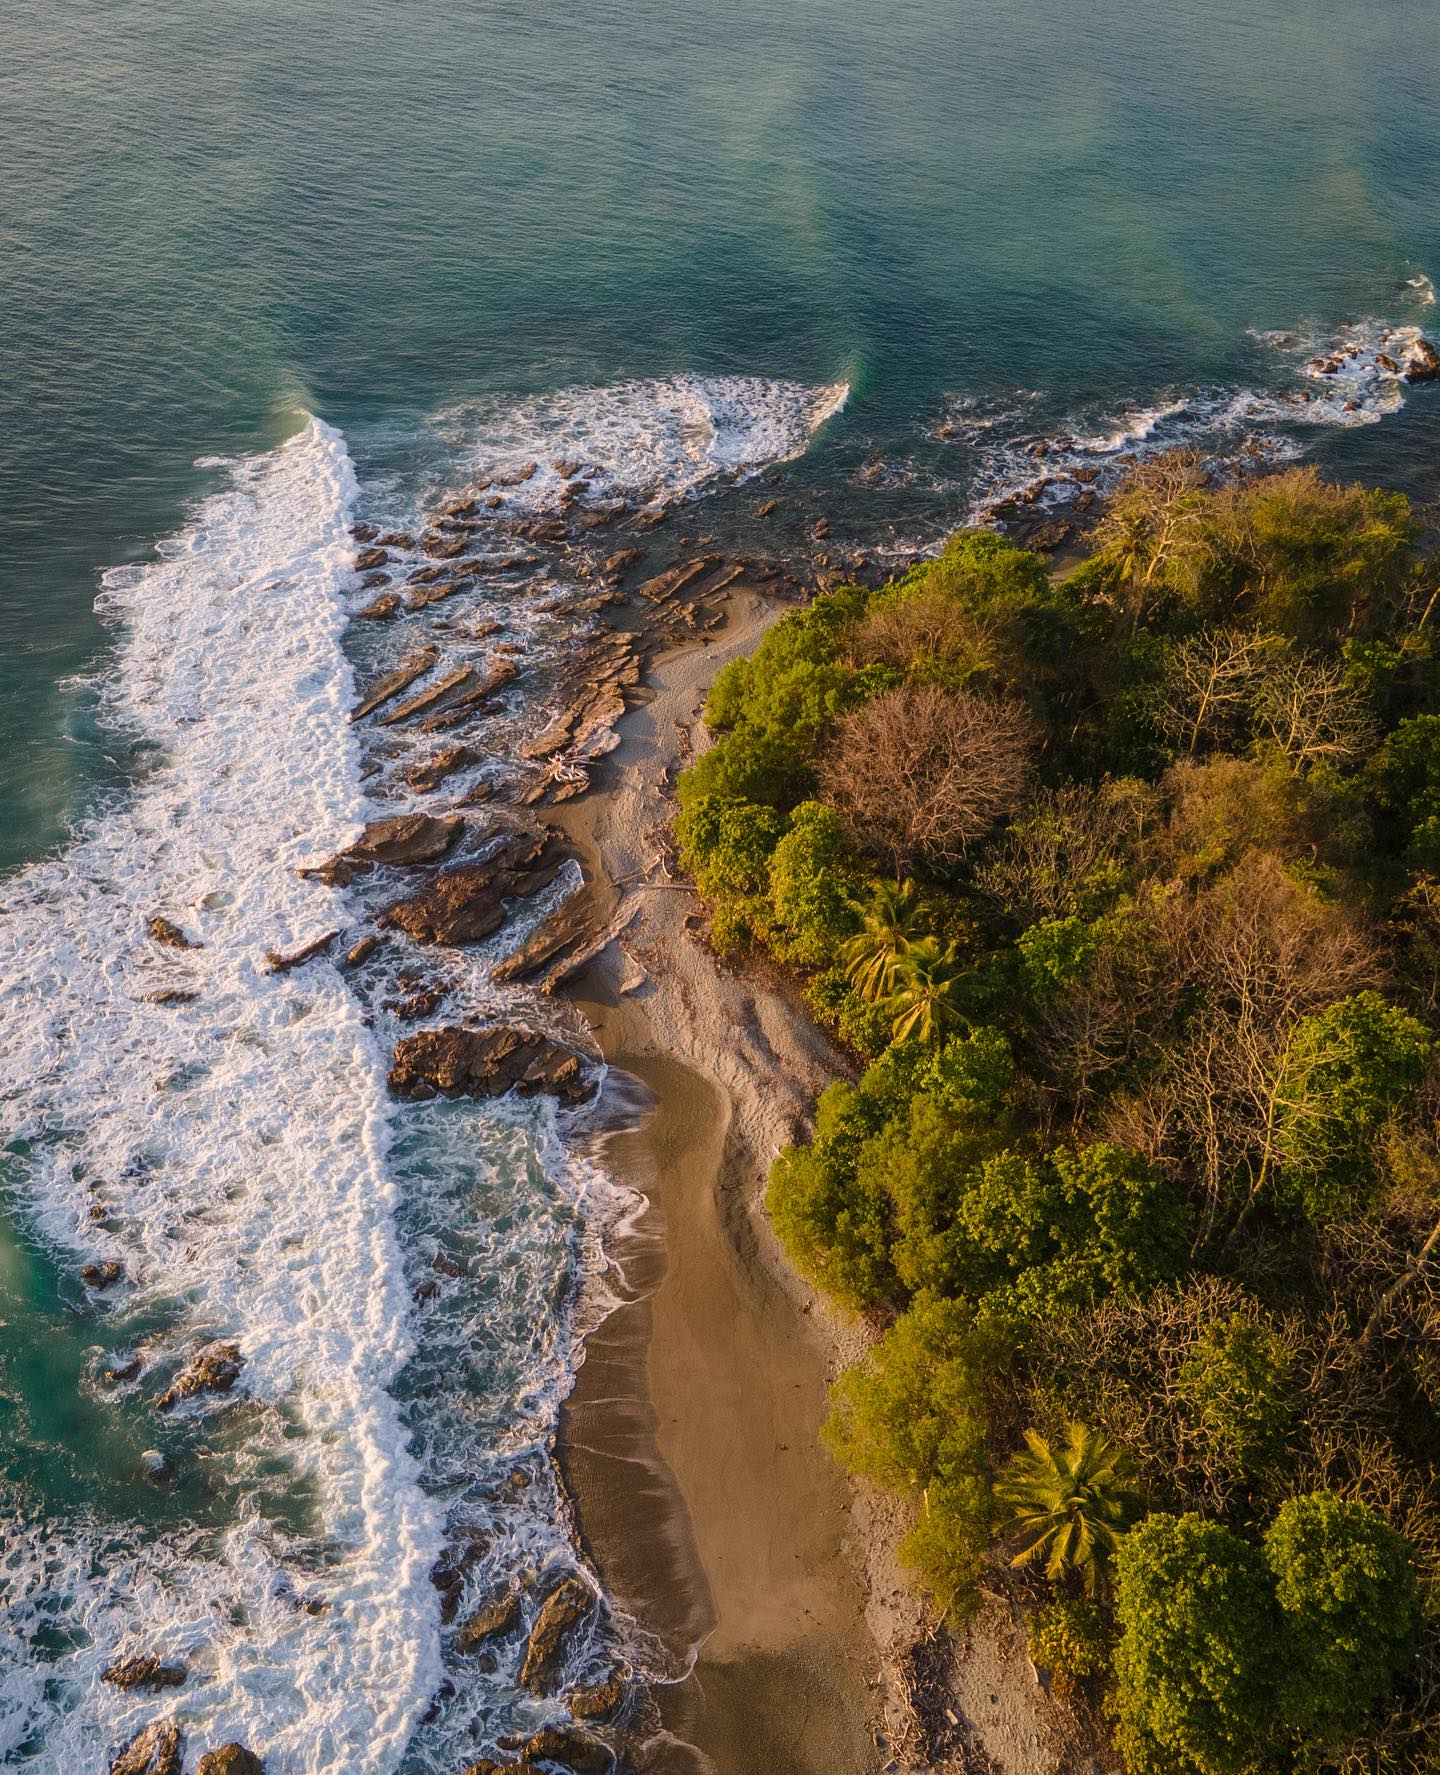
left=1027, top=1594, right=1114, bottom=1687
left=766, top=800, right=859, bottom=965
left=1112, top=1513, right=1280, bottom=1775
left=1175, top=1311, right=1294, bottom=1482
left=1264, top=1491, right=1420, bottom=1744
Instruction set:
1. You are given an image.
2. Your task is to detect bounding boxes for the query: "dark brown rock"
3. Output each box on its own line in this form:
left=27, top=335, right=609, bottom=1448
left=380, top=666, right=486, bottom=726
left=308, top=813, right=465, bottom=888
left=344, top=934, right=381, bottom=969
left=143, top=989, right=199, bottom=1006
left=354, top=547, right=390, bottom=572
left=388, top=1028, right=594, bottom=1105
left=102, top=1655, right=187, bottom=1692
left=1405, top=337, right=1440, bottom=383
left=110, top=1721, right=183, bottom=1775
left=456, top=1590, right=522, bottom=1652
left=566, top=1672, right=628, bottom=1721
left=82, top=1261, right=123, bottom=1289
left=517, top=1724, right=611, bottom=1772
left=351, top=523, right=379, bottom=543
left=157, top=1342, right=243, bottom=1411
left=357, top=593, right=402, bottom=622
left=422, top=534, right=471, bottom=561
left=195, top=1748, right=265, bottom=1775
left=376, top=531, right=416, bottom=550
left=519, top=1576, right=595, bottom=1694
left=380, top=831, right=565, bottom=945
left=407, top=746, right=477, bottom=792
left=460, top=1763, right=523, bottom=1775
left=600, top=546, right=644, bottom=578
left=106, top=1355, right=144, bottom=1385
left=352, top=646, right=440, bottom=720
left=491, top=896, right=600, bottom=991
left=263, top=930, right=338, bottom=974
left=147, top=915, right=199, bottom=950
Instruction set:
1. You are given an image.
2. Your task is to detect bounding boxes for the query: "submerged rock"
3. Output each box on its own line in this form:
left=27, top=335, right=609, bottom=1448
left=388, top=1028, right=594, bottom=1105
left=517, top=1724, right=612, bottom=1772
left=110, top=1721, right=183, bottom=1775
left=102, top=1655, right=187, bottom=1691
left=519, top=1575, right=595, bottom=1695
left=195, top=1747, right=264, bottom=1775
left=157, top=1341, right=243, bottom=1411
left=147, top=915, right=200, bottom=949
left=456, top=1589, right=523, bottom=1652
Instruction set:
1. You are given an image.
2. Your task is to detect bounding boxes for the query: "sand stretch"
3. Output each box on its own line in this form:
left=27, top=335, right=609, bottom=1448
left=549, top=587, right=1078, bottom=1775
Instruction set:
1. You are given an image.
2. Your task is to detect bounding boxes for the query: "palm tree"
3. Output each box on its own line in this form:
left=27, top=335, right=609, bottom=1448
left=994, top=1423, right=1142, bottom=1595
left=886, top=937, right=968, bottom=1045
left=841, top=879, right=930, bottom=1002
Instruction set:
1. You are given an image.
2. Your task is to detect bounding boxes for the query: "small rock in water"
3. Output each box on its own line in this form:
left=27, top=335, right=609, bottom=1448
left=1405, top=337, right=1440, bottom=382
left=102, top=1654, right=187, bottom=1692
left=456, top=1590, right=522, bottom=1652
left=344, top=934, right=381, bottom=969
left=147, top=915, right=200, bottom=949
left=81, top=1261, right=123, bottom=1289
left=195, top=1747, right=265, bottom=1775
left=354, top=546, right=390, bottom=571
left=140, top=1448, right=174, bottom=1485
left=357, top=593, right=402, bottom=621
left=110, top=1721, right=183, bottom=1775
left=516, top=1724, right=612, bottom=1772
left=157, top=1341, right=243, bottom=1411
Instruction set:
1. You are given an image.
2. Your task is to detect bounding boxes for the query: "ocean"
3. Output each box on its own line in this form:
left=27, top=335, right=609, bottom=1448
left=2, top=0, right=1439, bottom=1768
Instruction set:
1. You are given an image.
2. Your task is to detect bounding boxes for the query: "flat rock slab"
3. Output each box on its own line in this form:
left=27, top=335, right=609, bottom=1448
left=111, top=1722, right=183, bottom=1775
left=380, top=830, right=565, bottom=945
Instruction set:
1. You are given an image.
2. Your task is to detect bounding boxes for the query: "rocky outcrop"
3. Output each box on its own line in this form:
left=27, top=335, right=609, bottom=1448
left=517, top=1724, right=612, bottom=1772
left=566, top=1671, right=628, bottom=1722
left=492, top=895, right=604, bottom=993
left=352, top=647, right=439, bottom=720
left=195, top=1748, right=264, bottom=1775
left=82, top=1261, right=123, bottom=1289
left=304, top=813, right=464, bottom=887
left=147, top=915, right=199, bottom=949
left=110, top=1721, right=183, bottom=1775
left=388, top=1028, right=594, bottom=1105
left=157, top=1342, right=243, bottom=1411
left=407, top=746, right=477, bottom=792
left=102, top=1655, right=186, bottom=1691
left=380, top=830, right=565, bottom=945
left=1405, top=337, right=1440, bottom=382
left=519, top=1576, right=595, bottom=1695
left=460, top=1763, right=523, bottom=1775
left=456, top=1590, right=522, bottom=1652
left=357, top=592, right=402, bottom=621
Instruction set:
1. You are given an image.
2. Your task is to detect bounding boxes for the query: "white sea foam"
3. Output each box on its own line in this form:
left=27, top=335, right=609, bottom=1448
left=0, top=420, right=445, bottom=1772
left=433, top=372, right=849, bottom=510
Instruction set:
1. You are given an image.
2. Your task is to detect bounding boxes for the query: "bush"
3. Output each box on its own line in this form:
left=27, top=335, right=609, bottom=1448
left=1028, top=1594, right=1113, bottom=1687
left=1175, top=1311, right=1294, bottom=1481
left=1112, top=1513, right=1280, bottom=1775
left=675, top=794, right=787, bottom=898
left=1264, top=1491, right=1420, bottom=1744
left=766, top=800, right=859, bottom=965
left=824, top=1294, right=1010, bottom=1613
left=1275, top=991, right=1433, bottom=1222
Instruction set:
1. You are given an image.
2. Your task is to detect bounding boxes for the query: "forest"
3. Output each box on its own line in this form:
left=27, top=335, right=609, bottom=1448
left=675, top=457, right=1440, bottom=1775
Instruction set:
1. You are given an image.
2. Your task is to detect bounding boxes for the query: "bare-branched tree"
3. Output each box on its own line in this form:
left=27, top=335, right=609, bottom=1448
left=820, top=683, right=1033, bottom=874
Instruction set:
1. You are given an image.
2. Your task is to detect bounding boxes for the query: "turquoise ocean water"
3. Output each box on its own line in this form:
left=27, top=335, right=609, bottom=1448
left=2, top=1, right=1439, bottom=1768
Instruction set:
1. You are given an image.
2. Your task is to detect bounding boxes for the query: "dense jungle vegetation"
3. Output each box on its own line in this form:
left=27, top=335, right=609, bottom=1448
left=675, top=456, right=1440, bottom=1775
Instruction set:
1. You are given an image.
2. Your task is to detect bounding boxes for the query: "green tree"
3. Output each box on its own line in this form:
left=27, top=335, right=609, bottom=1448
left=840, top=877, right=930, bottom=1001
left=1176, top=1311, right=1293, bottom=1481
left=1274, top=991, right=1433, bottom=1222
left=824, top=1294, right=1009, bottom=1614
left=995, top=1422, right=1142, bottom=1593
left=1264, top=1491, right=1420, bottom=1745
left=887, top=937, right=969, bottom=1044
left=1112, top=1513, right=1280, bottom=1775
left=1371, top=711, right=1440, bottom=869
left=767, top=800, right=859, bottom=966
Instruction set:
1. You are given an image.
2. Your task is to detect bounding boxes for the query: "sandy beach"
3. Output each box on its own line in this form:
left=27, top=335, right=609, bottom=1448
left=550, top=590, right=885, bottom=1775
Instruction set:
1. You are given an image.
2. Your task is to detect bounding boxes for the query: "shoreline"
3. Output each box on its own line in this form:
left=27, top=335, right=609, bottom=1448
left=551, top=589, right=886, bottom=1775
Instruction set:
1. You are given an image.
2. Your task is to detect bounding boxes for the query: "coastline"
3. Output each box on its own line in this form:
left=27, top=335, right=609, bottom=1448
left=551, top=590, right=886, bottom=1774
